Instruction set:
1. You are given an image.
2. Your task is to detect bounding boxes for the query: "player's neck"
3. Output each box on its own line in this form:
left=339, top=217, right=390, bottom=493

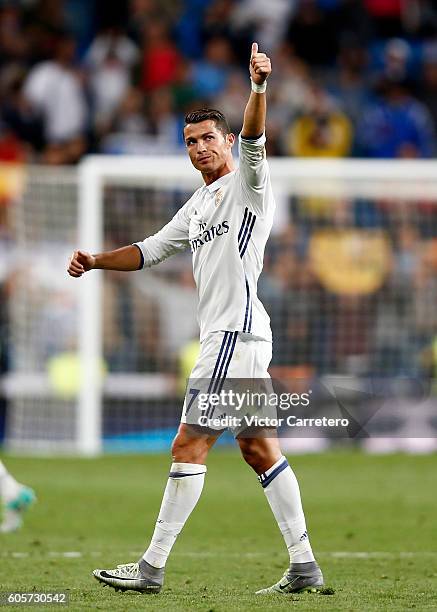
left=202, top=160, right=235, bottom=186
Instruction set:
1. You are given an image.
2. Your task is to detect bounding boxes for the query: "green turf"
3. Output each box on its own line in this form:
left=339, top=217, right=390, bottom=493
left=1, top=450, right=436, bottom=611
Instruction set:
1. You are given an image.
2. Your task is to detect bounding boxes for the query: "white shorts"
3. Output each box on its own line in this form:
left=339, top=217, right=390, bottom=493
left=181, top=331, right=274, bottom=435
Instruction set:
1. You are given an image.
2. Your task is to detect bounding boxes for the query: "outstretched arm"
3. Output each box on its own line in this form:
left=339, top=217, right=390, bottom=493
left=68, top=201, right=191, bottom=278
left=241, top=42, right=271, bottom=139
left=68, top=245, right=142, bottom=277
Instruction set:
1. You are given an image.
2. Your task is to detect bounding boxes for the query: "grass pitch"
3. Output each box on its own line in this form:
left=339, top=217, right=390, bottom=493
left=1, top=450, right=436, bottom=611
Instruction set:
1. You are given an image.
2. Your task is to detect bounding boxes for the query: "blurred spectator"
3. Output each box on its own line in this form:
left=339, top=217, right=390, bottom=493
left=402, top=238, right=437, bottom=378
left=84, top=26, right=139, bottom=132
left=330, top=293, right=376, bottom=373
left=23, top=33, right=87, bottom=164
left=285, top=0, right=338, bottom=68
left=140, top=18, right=181, bottom=91
left=203, top=0, right=236, bottom=42
left=403, top=0, right=437, bottom=38
left=146, top=87, right=180, bottom=148
left=100, top=86, right=147, bottom=153
left=413, top=240, right=437, bottom=342
left=260, top=228, right=319, bottom=369
left=271, top=43, right=312, bottom=118
left=266, top=45, right=312, bottom=154
left=127, top=0, right=151, bottom=42
left=357, top=78, right=436, bottom=158
left=326, top=37, right=370, bottom=133
left=175, top=0, right=213, bottom=60
left=203, top=0, right=252, bottom=68
left=191, top=35, right=233, bottom=100
left=4, top=0, right=437, bottom=388
left=287, top=82, right=352, bottom=157
left=333, top=0, right=371, bottom=47
left=109, top=87, right=147, bottom=135
left=133, top=265, right=198, bottom=359
left=364, top=0, right=405, bottom=38
left=94, top=0, right=129, bottom=32
left=230, top=0, right=296, bottom=54
left=103, top=270, right=162, bottom=372
left=417, top=43, right=437, bottom=135
left=372, top=284, right=414, bottom=375
left=0, top=124, right=26, bottom=163
left=127, top=0, right=161, bottom=44
left=370, top=223, right=422, bottom=375
left=0, top=65, right=43, bottom=157
left=393, top=225, right=421, bottom=286
left=171, top=59, right=199, bottom=114
left=0, top=2, right=29, bottom=65
left=377, top=38, right=412, bottom=83
left=215, top=71, right=248, bottom=133
left=24, top=0, right=69, bottom=63
left=64, top=0, right=97, bottom=57
left=101, top=86, right=180, bottom=155
left=1, top=0, right=437, bottom=161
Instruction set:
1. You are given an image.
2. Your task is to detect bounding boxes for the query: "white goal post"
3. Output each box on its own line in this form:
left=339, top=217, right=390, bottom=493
left=3, top=156, right=437, bottom=455
left=77, top=156, right=202, bottom=455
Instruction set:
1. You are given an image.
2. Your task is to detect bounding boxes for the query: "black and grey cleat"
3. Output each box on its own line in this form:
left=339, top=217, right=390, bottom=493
left=93, top=560, right=164, bottom=594
left=256, top=561, right=324, bottom=594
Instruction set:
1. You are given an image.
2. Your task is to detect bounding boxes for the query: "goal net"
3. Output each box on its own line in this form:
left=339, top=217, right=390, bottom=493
left=2, top=156, right=437, bottom=454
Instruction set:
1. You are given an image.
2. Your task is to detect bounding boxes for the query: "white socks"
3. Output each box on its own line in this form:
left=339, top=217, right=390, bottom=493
left=0, top=460, right=20, bottom=502
left=142, top=456, right=313, bottom=569
left=143, top=462, right=207, bottom=569
left=259, top=456, right=315, bottom=564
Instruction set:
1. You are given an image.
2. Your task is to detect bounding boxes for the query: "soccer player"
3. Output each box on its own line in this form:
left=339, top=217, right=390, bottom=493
left=0, top=460, right=36, bottom=533
left=68, top=43, right=323, bottom=595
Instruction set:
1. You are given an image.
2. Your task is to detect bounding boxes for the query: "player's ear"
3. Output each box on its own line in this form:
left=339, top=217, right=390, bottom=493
left=226, top=133, right=236, bottom=147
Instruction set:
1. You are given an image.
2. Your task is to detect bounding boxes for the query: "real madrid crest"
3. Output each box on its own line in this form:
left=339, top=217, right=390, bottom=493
left=215, top=188, right=224, bottom=207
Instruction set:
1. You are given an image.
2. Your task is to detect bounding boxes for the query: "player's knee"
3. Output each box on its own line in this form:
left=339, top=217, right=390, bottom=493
left=238, top=438, right=281, bottom=474
left=171, top=434, right=208, bottom=464
left=238, top=439, right=266, bottom=471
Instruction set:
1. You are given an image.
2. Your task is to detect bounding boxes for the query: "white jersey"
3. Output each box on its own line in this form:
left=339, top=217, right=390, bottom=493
left=135, top=133, right=275, bottom=343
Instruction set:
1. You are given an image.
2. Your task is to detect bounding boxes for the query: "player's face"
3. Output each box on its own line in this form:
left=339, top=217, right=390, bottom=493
left=184, top=120, right=235, bottom=175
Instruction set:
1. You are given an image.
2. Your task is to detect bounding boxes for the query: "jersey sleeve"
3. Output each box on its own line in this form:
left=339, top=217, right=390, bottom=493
left=238, top=132, right=271, bottom=217
left=134, top=201, right=191, bottom=268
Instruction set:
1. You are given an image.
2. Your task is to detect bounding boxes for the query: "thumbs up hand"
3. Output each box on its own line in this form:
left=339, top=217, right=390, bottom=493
left=249, top=42, right=271, bottom=85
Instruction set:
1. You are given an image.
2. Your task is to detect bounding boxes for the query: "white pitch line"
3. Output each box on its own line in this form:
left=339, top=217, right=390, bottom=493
left=2, top=551, right=437, bottom=559
left=49, top=551, right=82, bottom=558
left=327, top=552, right=437, bottom=559
left=170, top=551, right=437, bottom=559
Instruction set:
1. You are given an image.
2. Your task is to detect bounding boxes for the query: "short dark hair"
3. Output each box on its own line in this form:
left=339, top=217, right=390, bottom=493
left=184, top=108, right=230, bottom=136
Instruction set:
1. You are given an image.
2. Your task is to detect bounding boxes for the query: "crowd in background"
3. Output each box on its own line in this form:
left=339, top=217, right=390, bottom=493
left=2, top=0, right=437, bottom=449
left=1, top=0, right=437, bottom=163
left=93, top=189, right=437, bottom=381
left=1, top=0, right=437, bottom=386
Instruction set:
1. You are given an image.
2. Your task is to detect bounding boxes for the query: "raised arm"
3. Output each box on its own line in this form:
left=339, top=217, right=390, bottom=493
left=241, top=42, right=271, bottom=139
